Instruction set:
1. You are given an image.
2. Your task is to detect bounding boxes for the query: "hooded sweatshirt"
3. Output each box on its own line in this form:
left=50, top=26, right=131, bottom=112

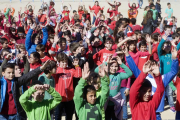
left=73, top=76, right=109, bottom=120
left=19, top=86, right=62, bottom=120
left=53, top=66, right=82, bottom=102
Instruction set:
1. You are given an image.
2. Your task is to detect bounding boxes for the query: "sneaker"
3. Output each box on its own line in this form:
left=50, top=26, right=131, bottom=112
left=170, top=106, right=176, bottom=113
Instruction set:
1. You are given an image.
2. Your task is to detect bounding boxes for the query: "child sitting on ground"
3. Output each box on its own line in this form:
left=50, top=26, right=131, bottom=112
left=19, top=82, right=62, bottom=120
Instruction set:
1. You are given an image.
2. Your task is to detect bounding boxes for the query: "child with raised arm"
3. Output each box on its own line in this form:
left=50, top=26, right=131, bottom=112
left=130, top=60, right=165, bottom=120
left=74, top=62, right=109, bottom=120
left=19, top=83, right=62, bottom=120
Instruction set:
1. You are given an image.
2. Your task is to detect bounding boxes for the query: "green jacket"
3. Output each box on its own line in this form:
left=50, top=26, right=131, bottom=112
left=4, top=8, right=10, bottom=20
left=19, top=86, right=62, bottom=120
left=38, top=73, right=55, bottom=100
left=73, top=76, right=109, bottom=120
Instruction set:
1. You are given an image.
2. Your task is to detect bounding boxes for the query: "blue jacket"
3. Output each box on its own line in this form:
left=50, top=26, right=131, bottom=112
left=25, top=28, right=48, bottom=56
left=0, top=67, right=43, bottom=114
left=126, top=55, right=178, bottom=112
left=155, top=3, right=161, bottom=13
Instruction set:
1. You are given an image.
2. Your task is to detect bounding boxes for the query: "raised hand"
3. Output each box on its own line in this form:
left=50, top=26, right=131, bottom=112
left=116, top=56, right=122, bottom=65
left=6, top=53, right=13, bottom=60
left=142, top=61, right=152, bottom=74
left=43, top=84, right=50, bottom=91
left=30, top=23, right=36, bottom=30
left=99, top=64, right=108, bottom=77
left=40, top=60, right=51, bottom=70
left=54, top=35, right=59, bottom=43
left=172, top=47, right=177, bottom=60
left=162, top=35, right=167, bottom=40
left=82, top=62, right=90, bottom=80
left=151, top=61, right=160, bottom=76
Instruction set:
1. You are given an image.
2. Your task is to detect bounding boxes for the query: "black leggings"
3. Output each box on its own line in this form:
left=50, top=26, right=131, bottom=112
left=105, top=105, right=118, bottom=120
left=55, top=100, right=75, bottom=120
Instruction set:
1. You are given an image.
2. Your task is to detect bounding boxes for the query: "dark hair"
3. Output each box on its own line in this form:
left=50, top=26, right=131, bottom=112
left=2, top=63, right=15, bottom=72
left=56, top=52, right=68, bottom=62
left=30, top=52, right=42, bottom=64
left=112, top=5, right=116, bottom=8
left=140, top=79, right=152, bottom=90
left=83, top=85, right=96, bottom=100
left=172, top=33, right=179, bottom=39
left=142, top=10, right=153, bottom=25
left=31, top=81, right=43, bottom=86
left=10, top=27, right=16, bottom=32
left=161, top=41, right=171, bottom=55
left=43, top=61, right=56, bottom=74
left=0, top=48, right=10, bottom=58
left=151, top=33, right=159, bottom=41
left=17, top=27, right=25, bottom=34
left=46, top=25, right=55, bottom=34
left=130, top=18, right=136, bottom=25
left=105, top=38, right=113, bottom=44
left=115, top=31, right=124, bottom=44
left=69, top=42, right=80, bottom=53
left=73, top=10, right=77, bottom=13
left=29, top=9, right=33, bottom=12
left=134, top=30, right=141, bottom=35
left=107, top=18, right=111, bottom=24
left=87, top=72, right=100, bottom=85
left=75, top=19, right=81, bottom=23
left=167, top=3, right=171, bottom=5
left=0, top=38, right=8, bottom=44
left=64, top=30, right=71, bottom=36
left=113, top=23, right=123, bottom=38
left=164, top=25, right=172, bottom=31
left=141, top=33, right=149, bottom=41
left=59, top=37, right=66, bottom=45
left=127, top=40, right=137, bottom=52
left=36, top=44, right=45, bottom=52
left=139, top=40, right=147, bottom=49
left=48, top=34, right=55, bottom=40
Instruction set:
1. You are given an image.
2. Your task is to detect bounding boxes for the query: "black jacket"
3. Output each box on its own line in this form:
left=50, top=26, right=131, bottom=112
left=142, top=19, right=157, bottom=34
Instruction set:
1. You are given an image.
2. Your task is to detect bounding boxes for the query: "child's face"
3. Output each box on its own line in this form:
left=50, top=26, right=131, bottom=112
left=37, top=51, right=44, bottom=58
left=92, top=38, right=100, bottom=47
left=3, top=41, right=8, bottom=49
left=163, top=43, right=171, bottom=53
left=132, top=3, right=136, bottom=7
left=137, top=34, right=141, bottom=40
left=19, top=48, right=26, bottom=54
left=34, top=37, right=40, bottom=45
left=59, top=60, right=68, bottom=68
left=93, top=78, right=101, bottom=90
left=118, top=37, right=124, bottom=43
left=49, top=38, right=54, bottom=44
left=73, top=12, right=77, bottom=15
left=60, top=42, right=66, bottom=50
left=2, top=68, right=15, bottom=80
left=110, top=62, right=119, bottom=74
left=140, top=45, right=147, bottom=52
left=165, top=28, right=172, bottom=36
left=152, top=6, right=155, bottom=10
left=168, top=4, right=171, bottom=9
left=139, top=87, right=152, bottom=102
left=39, top=10, right=43, bottom=15
left=86, top=91, right=96, bottom=105
left=15, top=65, right=22, bottom=77
left=112, top=7, right=115, bottom=10
left=32, top=89, right=45, bottom=102
left=65, top=7, right=68, bottom=11
left=64, top=35, right=70, bottom=42
left=129, top=44, right=136, bottom=52
left=29, top=54, right=38, bottom=64
left=105, top=41, right=113, bottom=50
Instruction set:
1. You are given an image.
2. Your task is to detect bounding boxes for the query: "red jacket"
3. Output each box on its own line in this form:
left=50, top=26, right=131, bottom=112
left=93, top=48, right=115, bottom=66
left=89, top=5, right=104, bottom=15
left=107, top=9, right=118, bottom=18
left=53, top=66, right=82, bottom=102
left=130, top=72, right=164, bottom=120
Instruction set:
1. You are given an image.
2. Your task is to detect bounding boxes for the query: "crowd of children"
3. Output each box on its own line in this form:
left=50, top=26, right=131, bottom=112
left=0, top=0, right=180, bottom=120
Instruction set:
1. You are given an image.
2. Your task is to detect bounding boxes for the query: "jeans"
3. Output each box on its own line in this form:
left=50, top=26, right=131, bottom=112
left=176, top=111, right=180, bottom=120
left=92, top=16, right=96, bottom=25
left=156, top=112, right=162, bottom=120
left=165, top=84, right=174, bottom=107
left=55, top=100, right=75, bottom=120
left=0, top=114, right=18, bottom=120
left=138, top=0, right=143, bottom=8
left=120, top=87, right=128, bottom=119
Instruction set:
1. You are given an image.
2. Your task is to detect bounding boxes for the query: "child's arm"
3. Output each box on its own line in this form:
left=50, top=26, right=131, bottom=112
left=157, top=37, right=166, bottom=58
left=130, top=72, right=147, bottom=110
left=128, top=2, right=132, bottom=9
left=11, top=7, right=15, bottom=16
left=99, top=76, right=109, bottom=108
left=41, top=27, right=48, bottom=46
left=151, top=74, right=165, bottom=110
left=118, top=63, right=133, bottom=80
left=25, top=26, right=34, bottom=52
left=46, top=86, right=62, bottom=110
left=4, top=8, right=10, bottom=20
left=19, top=86, right=34, bottom=112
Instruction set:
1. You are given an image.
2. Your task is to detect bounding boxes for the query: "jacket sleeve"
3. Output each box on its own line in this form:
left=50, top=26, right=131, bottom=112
left=19, top=86, right=34, bottom=112
left=128, top=3, right=132, bottom=9
left=73, top=66, right=82, bottom=78
left=93, top=51, right=102, bottom=66
left=162, top=58, right=179, bottom=87
left=23, top=56, right=30, bottom=74
left=118, top=63, right=133, bottom=80
left=25, top=28, right=33, bottom=51
left=73, top=78, right=86, bottom=116
left=4, top=8, right=10, bottom=19
left=47, top=86, right=62, bottom=110
left=130, top=72, right=147, bottom=110
left=151, top=74, right=165, bottom=110
left=17, top=67, right=43, bottom=86
left=126, top=55, right=141, bottom=78
left=41, top=27, right=48, bottom=45
left=99, top=76, right=109, bottom=108
left=157, top=38, right=165, bottom=58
